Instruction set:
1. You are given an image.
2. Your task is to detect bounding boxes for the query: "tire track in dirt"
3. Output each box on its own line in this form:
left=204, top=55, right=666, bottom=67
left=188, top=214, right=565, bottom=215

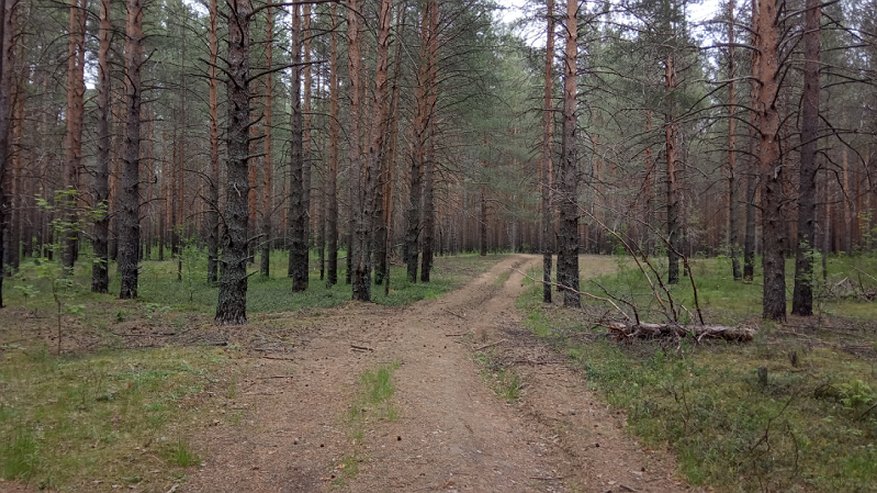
left=184, top=255, right=688, bottom=492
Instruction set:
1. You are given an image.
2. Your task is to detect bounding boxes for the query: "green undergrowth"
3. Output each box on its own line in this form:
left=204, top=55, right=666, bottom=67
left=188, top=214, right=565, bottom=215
left=599, top=254, right=877, bottom=324
left=336, top=362, right=400, bottom=487
left=518, top=256, right=877, bottom=492
left=0, top=346, right=228, bottom=490
left=4, top=250, right=504, bottom=319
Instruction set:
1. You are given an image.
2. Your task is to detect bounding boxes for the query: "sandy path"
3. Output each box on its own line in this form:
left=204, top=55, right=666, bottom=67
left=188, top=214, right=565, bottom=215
left=184, top=255, right=687, bottom=493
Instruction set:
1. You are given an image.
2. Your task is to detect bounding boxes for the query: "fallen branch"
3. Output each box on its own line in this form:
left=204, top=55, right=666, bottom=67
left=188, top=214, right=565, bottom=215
left=607, top=321, right=755, bottom=342
left=475, top=339, right=506, bottom=351
left=441, top=307, right=467, bottom=320
left=350, top=344, right=375, bottom=352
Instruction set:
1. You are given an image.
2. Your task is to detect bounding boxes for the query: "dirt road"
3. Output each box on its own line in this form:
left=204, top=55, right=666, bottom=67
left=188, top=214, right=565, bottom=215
left=185, top=255, right=687, bottom=492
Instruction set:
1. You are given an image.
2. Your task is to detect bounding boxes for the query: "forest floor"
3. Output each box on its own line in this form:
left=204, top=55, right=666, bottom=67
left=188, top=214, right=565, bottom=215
left=1, top=254, right=688, bottom=493
left=183, top=254, right=686, bottom=492
left=5, top=253, right=874, bottom=492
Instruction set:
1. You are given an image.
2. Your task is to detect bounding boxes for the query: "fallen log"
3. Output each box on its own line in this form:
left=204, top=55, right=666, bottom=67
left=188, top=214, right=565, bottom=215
left=607, top=321, right=755, bottom=342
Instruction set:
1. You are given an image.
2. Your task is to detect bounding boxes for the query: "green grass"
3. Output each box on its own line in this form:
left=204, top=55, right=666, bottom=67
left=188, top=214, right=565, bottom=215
left=474, top=351, right=523, bottom=402
left=4, top=250, right=504, bottom=321
left=348, top=362, right=400, bottom=425
left=593, top=254, right=877, bottom=324
left=519, top=255, right=877, bottom=492
left=1, top=249, right=503, bottom=490
left=335, top=362, right=400, bottom=488
left=0, top=346, right=227, bottom=490
left=163, top=440, right=201, bottom=468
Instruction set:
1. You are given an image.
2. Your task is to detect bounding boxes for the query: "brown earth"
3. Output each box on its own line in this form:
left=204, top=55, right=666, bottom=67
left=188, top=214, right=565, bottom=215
left=182, top=255, right=689, bottom=493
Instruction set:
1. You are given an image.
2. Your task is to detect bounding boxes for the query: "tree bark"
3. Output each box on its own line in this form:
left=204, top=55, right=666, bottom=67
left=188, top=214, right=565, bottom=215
left=727, top=0, right=742, bottom=281
left=374, top=2, right=406, bottom=293
left=118, top=0, right=143, bottom=300
left=326, top=3, right=339, bottom=286
left=260, top=5, right=274, bottom=278
left=556, top=0, right=580, bottom=307
left=754, top=0, right=787, bottom=321
left=61, top=0, right=87, bottom=274
left=479, top=184, right=487, bottom=256
left=0, top=0, right=10, bottom=308
left=206, top=0, right=220, bottom=285
left=288, top=4, right=307, bottom=291
left=792, top=0, right=821, bottom=316
left=607, top=321, right=755, bottom=343
left=406, top=0, right=437, bottom=283
left=215, top=0, right=252, bottom=324
left=352, top=0, right=393, bottom=298
left=743, top=141, right=757, bottom=282
left=541, top=0, right=556, bottom=304
left=374, top=4, right=404, bottom=287
left=302, top=4, right=313, bottom=280
left=665, top=51, right=680, bottom=285
left=92, top=0, right=112, bottom=293
left=419, top=0, right=439, bottom=284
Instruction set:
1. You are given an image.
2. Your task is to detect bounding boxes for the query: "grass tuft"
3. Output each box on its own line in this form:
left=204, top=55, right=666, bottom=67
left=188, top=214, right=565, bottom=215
left=0, top=426, right=39, bottom=481
left=163, top=440, right=200, bottom=468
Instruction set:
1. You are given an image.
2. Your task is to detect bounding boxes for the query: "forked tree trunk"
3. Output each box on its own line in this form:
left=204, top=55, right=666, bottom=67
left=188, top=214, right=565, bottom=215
left=556, top=0, right=580, bottom=307
left=754, top=0, right=787, bottom=321
left=215, top=0, right=252, bottom=324
left=792, top=0, right=821, bottom=316
left=374, top=6, right=404, bottom=287
left=353, top=0, right=393, bottom=299
left=541, top=0, right=556, bottom=304
left=119, top=0, right=143, bottom=299
left=406, top=0, right=436, bottom=283
left=92, top=0, right=112, bottom=293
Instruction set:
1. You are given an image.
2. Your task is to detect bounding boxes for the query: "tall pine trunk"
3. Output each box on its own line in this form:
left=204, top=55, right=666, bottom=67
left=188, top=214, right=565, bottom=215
left=792, top=0, right=821, bottom=316
left=665, top=51, right=680, bottom=285
left=541, top=0, right=555, bottom=303
left=557, top=0, right=580, bottom=307
left=92, top=0, right=112, bottom=293
left=119, top=0, right=143, bottom=299
left=62, top=0, right=87, bottom=274
left=206, top=0, right=220, bottom=284
left=754, top=0, right=787, bottom=321
left=0, top=0, right=10, bottom=308
left=374, top=7, right=404, bottom=287
left=288, top=5, right=308, bottom=291
left=419, top=0, right=439, bottom=283
left=215, top=0, right=252, bottom=324
left=260, top=6, right=274, bottom=278
left=326, top=4, right=339, bottom=286
left=727, top=0, right=742, bottom=281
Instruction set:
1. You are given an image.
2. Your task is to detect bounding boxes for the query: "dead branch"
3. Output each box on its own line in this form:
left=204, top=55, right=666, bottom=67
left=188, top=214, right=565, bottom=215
left=607, top=321, right=756, bottom=342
